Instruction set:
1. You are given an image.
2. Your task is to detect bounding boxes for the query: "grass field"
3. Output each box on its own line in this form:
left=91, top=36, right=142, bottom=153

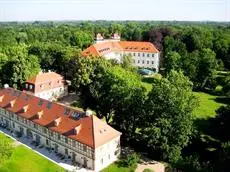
left=0, top=133, right=65, bottom=172
left=193, top=91, right=227, bottom=119
left=101, top=162, right=136, bottom=172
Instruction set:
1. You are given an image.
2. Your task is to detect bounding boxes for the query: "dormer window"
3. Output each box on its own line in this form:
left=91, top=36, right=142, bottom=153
left=25, top=83, right=28, bottom=89
left=74, top=124, right=81, bottom=135
left=29, top=85, right=33, bottom=90
left=22, top=105, right=29, bottom=113
left=49, top=82, right=51, bottom=86
left=54, top=117, right=62, bottom=126
left=40, top=84, right=43, bottom=89
left=37, top=110, right=43, bottom=119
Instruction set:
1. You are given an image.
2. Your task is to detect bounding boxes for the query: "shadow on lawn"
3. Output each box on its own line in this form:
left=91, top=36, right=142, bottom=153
left=141, top=77, right=155, bottom=84
left=214, top=97, right=230, bottom=105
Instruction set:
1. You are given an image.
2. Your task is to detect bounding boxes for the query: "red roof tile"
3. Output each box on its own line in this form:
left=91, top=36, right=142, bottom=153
left=82, top=41, right=159, bottom=57
left=0, top=88, right=121, bottom=148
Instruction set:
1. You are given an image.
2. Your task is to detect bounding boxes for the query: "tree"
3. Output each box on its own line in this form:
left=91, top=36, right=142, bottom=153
left=0, top=137, right=13, bottom=165
left=140, top=70, right=198, bottom=163
left=0, top=45, right=41, bottom=89
left=164, top=51, right=181, bottom=74
left=223, top=76, right=230, bottom=98
left=195, top=48, right=217, bottom=89
left=121, top=55, right=133, bottom=69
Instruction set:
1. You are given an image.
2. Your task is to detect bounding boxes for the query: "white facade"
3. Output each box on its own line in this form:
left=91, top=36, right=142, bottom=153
left=34, top=86, right=68, bottom=100
left=104, top=51, right=160, bottom=72
left=0, top=108, right=120, bottom=171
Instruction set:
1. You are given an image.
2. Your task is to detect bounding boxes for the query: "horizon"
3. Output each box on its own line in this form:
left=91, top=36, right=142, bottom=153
left=0, top=0, right=229, bottom=22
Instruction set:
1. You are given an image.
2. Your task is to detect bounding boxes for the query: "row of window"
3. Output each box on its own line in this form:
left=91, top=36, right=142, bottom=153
left=134, top=60, right=155, bottom=65
left=124, top=52, right=156, bottom=58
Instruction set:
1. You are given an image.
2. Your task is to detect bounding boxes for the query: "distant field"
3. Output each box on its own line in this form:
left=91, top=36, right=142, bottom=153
left=0, top=133, right=65, bottom=172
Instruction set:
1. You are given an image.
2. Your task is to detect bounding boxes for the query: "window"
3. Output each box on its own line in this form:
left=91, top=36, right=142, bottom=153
left=152, top=61, right=154, bottom=65
left=83, top=145, right=87, bottom=152
left=143, top=53, right=145, bottom=57
left=138, top=53, right=140, bottom=57
left=108, top=154, right=110, bottom=159
left=46, top=139, right=49, bottom=145
left=133, top=53, right=136, bottom=56
left=38, top=99, right=43, bottom=106
left=25, top=84, right=28, bottom=89
left=47, top=102, right=52, bottom=109
left=147, top=61, right=149, bottom=64
left=65, top=137, right=68, bottom=144
left=58, top=134, right=61, bottom=140
left=43, top=128, right=47, bottom=134
left=49, top=82, right=51, bottom=86
left=101, top=158, right=103, bottom=164
left=12, top=122, right=15, bottom=128
left=34, top=123, right=37, bottom=129
left=142, top=60, right=144, bottom=64
left=147, top=54, right=150, bottom=57
left=152, top=54, right=154, bottom=57
left=138, top=60, right=140, bottom=64
left=65, top=148, right=68, bottom=155
left=29, top=85, right=33, bottom=90
left=73, top=141, right=76, bottom=147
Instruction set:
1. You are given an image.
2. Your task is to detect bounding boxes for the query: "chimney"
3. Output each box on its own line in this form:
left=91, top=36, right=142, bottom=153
left=54, top=117, right=62, bottom=126
left=85, top=110, right=92, bottom=117
left=4, top=84, right=9, bottom=89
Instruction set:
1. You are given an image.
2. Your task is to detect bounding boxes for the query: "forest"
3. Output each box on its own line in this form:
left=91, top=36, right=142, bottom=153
left=0, top=21, right=230, bottom=171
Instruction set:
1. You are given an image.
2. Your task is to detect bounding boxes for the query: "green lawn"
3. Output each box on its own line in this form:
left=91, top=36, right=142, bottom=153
left=193, top=92, right=227, bottom=119
left=0, top=133, right=65, bottom=172
left=101, top=162, right=136, bottom=172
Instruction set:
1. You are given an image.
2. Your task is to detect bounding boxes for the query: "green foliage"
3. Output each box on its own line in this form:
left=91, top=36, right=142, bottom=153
left=143, top=169, right=154, bottom=172
left=140, top=70, right=198, bottom=163
left=120, top=153, right=140, bottom=168
left=0, top=135, right=13, bottom=165
left=0, top=45, right=41, bottom=89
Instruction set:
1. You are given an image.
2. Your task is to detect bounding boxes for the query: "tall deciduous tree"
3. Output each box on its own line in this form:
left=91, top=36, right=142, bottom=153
left=140, top=70, right=198, bottom=163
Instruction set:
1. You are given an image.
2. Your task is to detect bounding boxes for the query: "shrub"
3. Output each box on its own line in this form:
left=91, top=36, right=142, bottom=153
left=143, top=168, right=154, bottom=172
left=121, top=153, right=140, bottom=168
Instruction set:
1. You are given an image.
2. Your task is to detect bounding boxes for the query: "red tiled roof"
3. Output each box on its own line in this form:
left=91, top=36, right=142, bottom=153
left=26, top=72, right=66, bottom=93
left=0, top=88, right=121, bottom=148
left=82, top=41, right=159, bottom=57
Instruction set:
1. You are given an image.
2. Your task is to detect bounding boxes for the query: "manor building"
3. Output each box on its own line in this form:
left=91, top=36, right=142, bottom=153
left=0, top=87, right=121, bottom=171
left=82, top=33, right=160, bottom=72
left=24, top=71, right=68, bottom=100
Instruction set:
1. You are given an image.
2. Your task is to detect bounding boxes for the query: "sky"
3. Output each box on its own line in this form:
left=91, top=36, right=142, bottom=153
left=0, top=0, right=229, bottom=21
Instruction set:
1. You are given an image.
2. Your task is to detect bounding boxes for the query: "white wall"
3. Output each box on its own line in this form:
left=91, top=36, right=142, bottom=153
left=103, top=51, right=160, bottom=72
left=94, top=136, right=121, bottom=171
left=35, top=86, right=68, bottom=100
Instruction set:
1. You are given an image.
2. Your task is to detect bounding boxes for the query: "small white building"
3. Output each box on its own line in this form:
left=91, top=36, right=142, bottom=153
left=24, top=71, right=68, bottom=100
left=0, top=87, right=121, bottom=171
left=82, top=33, right=160, bottom=72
